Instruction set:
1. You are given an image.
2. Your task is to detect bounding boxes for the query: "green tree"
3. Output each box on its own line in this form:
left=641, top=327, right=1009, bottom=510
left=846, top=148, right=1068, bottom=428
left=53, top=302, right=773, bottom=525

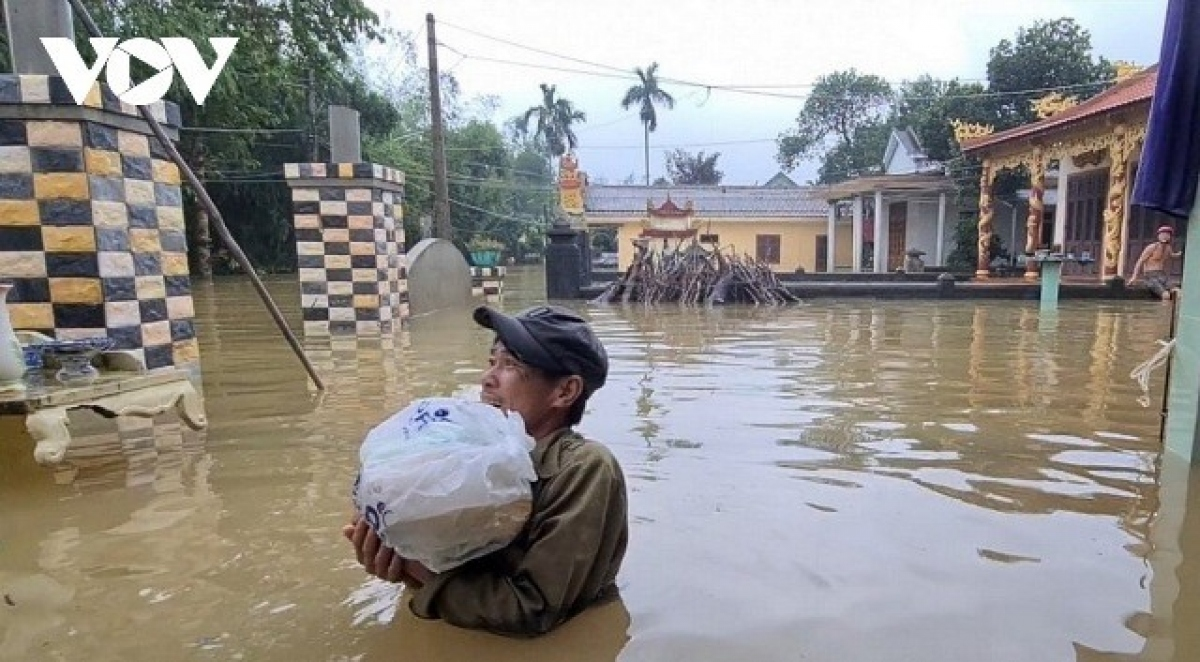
left=0, top=11, right=10, bottom=73
left=591, top=228, right=617, bottom=253
left=814, top=123, right=891, bottom=184
left=987, top=17, right=1115, bottom=128
left=885, top=75, right=1002, bottom=271
left=365, top=51, right=552, bottom=258
left=776, top=69, right=892, bottom=183
left=506, top=147, right=554, bottom=256
left=664, top=149, right=723, bottom=185
left=890, top=77, right=996, bottom=162
left=518, top=83, right=586, bottom=163
left=620, top=62, right=675, bottom=186
left=445, top=120, right=511, bottom=247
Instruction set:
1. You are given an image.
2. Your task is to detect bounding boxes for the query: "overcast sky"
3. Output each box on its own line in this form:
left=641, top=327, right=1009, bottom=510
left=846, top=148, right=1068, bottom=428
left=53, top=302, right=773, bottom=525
left=363, top=0, right=1169, bottom=186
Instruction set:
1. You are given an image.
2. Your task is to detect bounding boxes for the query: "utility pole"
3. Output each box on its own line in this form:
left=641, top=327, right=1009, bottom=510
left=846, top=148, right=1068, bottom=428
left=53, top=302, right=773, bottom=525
left=426, top=13, right=452, bottom=240
left=307, top=70, right=319, bottom=162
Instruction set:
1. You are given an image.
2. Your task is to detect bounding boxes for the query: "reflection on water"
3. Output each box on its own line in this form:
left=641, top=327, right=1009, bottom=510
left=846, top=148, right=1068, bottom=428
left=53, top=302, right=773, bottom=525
left=1, top=267, right=1198, bottom=662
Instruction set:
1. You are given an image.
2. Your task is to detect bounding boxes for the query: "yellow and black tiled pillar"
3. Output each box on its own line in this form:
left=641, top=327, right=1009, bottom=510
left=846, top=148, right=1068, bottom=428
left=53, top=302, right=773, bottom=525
left=283, top=162, right=407, bottom=335
left=0, top=74, right=198, bottom=371
left=470, top=266, right=506, bottom=302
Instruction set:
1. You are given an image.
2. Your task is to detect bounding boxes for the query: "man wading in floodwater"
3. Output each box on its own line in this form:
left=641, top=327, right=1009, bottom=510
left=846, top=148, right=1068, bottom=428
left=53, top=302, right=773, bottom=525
left=1130, top=225, right=1184, bottom=301
left=343, top=305, right=629, bottom=637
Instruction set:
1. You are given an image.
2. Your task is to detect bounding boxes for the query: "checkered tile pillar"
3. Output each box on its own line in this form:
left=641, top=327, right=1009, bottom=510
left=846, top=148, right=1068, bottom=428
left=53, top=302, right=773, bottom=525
left=470, top=266, right=506, bottom=302
left=283, top=162, right=406, bottom=335
left=0, top=75, right=197, bottom=371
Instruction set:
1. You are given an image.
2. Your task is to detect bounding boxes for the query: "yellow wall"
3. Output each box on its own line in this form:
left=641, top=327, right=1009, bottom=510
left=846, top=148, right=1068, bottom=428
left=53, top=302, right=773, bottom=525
left=609, top=217, right=838, bottom=273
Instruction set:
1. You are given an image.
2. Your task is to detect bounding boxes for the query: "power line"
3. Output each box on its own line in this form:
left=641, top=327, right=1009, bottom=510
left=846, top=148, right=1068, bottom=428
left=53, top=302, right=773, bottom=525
left=439, top=20, right=916, bottom=94
left=181, top=127, right=307, bottom=134
left=442, top=43, right=1120, bottom=104
left=442, top=135, right=781, bottom=151
left=437, top=43, right=804, bottom=100
left=437, top=44, right=635, bottom=83
left=449, top=197, right=544, bottom=226
left=574, top=112, right=639, bottom=132
left=439, top=20, right=630, bottom=76
left=435, top=23, right=1120, bottom=102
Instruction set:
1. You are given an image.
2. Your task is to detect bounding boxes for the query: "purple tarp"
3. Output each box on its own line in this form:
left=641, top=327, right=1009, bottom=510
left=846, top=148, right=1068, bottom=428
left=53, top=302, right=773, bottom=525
left=1132, top=0, right=1200, bottom=219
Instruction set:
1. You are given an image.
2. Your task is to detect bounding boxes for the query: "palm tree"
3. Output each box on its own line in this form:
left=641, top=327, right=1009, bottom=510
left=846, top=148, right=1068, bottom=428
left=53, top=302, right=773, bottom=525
left=519, top=83, right=587, bottom=166
left=621, top=62, right=675, bottom=186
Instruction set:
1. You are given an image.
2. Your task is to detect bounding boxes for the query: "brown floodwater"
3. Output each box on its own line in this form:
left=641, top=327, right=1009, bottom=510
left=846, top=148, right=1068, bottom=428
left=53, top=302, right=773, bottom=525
left=2, top=266, right=1199, bottom=661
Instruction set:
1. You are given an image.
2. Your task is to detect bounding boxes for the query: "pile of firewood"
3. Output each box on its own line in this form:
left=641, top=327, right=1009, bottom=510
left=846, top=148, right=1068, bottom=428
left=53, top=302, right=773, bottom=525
left=592, top=240, right=800, bottom=306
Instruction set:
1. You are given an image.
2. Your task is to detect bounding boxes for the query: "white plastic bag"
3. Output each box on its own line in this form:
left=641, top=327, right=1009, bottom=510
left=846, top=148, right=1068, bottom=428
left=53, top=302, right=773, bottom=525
left=351, top=397, right=538, bottom=573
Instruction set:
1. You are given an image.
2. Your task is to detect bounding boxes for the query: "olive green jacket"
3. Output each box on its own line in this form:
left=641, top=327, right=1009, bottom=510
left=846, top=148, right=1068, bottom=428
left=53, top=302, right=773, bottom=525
left=408, top=428, right=629, bottom=637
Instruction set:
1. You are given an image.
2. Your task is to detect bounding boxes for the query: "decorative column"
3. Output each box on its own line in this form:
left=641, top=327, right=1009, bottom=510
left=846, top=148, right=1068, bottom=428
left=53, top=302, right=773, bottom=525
left=935, top=192, right=947, bottom=267
left=0, top=75, right=199, bottom=371
left=1102, top=125, right=1136, bottom=281
left=283, top=163, right=406, bottom=335
left=851, top=196, right=863, bottom=273
left=975, top=160, right=996, bottom=277
left=1024, top=149, right=1046, bottom=279
left=873, top=189, right=886, bottom=273
left=825, top=203, right=836, bottom=273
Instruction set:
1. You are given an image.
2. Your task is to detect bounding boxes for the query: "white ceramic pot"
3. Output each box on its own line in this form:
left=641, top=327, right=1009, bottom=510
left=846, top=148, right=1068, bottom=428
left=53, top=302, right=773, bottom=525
left=0, top=283, right=28, bottom=392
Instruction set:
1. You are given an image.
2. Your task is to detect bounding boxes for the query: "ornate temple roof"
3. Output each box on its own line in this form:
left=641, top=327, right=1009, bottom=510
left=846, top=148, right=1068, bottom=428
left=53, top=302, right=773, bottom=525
left=961, top=65, right=1158, bottom=154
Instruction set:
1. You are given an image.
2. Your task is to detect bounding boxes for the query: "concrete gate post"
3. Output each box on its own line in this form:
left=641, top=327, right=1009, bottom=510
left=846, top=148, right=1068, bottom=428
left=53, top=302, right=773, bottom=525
left=284, top=105, right=407, bottom=335
left=283, top=162, right=406, bottom=335
left=0, top=67, right=198, bottom=370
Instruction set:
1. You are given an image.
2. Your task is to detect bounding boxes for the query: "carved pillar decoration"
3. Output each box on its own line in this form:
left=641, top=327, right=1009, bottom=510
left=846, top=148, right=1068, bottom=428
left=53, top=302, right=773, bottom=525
left=967, top=305, right=986, bottom=409
left=1024, top=149, right=1046, bottom=279
left=1102, top=125, right=1135, bottom=281
left=975, top=160, right=996, bottom=277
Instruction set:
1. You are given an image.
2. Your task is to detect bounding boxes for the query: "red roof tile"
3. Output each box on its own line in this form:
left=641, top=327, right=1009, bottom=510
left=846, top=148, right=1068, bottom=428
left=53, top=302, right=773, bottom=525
left=961, top=65, right=1158, bottom=153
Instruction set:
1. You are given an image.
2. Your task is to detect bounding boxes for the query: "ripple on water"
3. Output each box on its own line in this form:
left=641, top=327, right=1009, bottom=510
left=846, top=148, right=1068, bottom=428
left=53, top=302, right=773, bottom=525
left=0, top=278, right=1182, bottom=662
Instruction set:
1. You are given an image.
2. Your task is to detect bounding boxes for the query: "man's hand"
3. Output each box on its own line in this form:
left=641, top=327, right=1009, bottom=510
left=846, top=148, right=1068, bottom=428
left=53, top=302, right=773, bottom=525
left=342, top=516, right=436, bottom=588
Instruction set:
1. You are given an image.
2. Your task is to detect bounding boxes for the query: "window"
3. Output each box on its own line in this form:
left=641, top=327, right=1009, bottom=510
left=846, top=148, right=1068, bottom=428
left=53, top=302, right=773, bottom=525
left=756, top=234, right=781, bottom=265
left=699, top=233, right=720, bottom=244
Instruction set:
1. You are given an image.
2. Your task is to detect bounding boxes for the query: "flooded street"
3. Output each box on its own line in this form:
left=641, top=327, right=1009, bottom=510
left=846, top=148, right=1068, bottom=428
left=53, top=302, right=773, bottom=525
left=2, top=266, right=1198, bottom=661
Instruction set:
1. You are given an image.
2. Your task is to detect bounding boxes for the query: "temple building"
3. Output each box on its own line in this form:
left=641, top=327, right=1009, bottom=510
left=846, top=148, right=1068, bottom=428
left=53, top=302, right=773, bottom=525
left=583, top=178, right=836, bottom=274
left=958, top=64, right=1184, bottom=281
left=820, top=128, right=958, bottom=273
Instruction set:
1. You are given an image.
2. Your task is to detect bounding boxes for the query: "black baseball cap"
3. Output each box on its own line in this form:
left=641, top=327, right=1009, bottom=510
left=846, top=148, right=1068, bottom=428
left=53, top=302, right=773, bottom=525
left=473, top=304, right=608, bottom=393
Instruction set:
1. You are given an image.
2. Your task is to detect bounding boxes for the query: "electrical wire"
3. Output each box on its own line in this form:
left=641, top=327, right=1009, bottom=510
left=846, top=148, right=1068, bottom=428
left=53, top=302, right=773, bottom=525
left=433, top=23, right=1121, bottom=103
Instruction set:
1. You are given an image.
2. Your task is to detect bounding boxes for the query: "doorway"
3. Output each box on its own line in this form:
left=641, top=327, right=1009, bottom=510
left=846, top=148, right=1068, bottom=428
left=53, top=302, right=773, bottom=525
left=1063, top=168, right=1107, bottom=276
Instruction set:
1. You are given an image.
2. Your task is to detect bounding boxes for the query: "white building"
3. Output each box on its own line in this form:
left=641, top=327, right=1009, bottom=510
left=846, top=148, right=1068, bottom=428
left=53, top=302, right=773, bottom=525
left=820, top=128, right=958, bottom=272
